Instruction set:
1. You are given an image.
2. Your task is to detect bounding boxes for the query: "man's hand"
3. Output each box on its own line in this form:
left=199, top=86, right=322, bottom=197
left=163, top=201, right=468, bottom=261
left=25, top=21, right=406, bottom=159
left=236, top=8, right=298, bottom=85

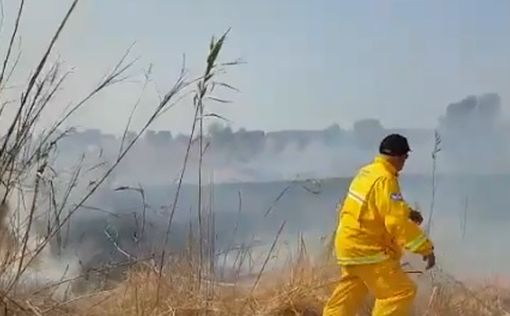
left=409, top=209, right=423, bottom=225
left=423, top=252, right=436, bottom=270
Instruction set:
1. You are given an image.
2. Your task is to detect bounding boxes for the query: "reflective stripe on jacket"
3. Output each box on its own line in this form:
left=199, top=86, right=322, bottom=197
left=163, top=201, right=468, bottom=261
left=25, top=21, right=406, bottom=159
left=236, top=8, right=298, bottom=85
left=334, top=155, right=433, bottom=266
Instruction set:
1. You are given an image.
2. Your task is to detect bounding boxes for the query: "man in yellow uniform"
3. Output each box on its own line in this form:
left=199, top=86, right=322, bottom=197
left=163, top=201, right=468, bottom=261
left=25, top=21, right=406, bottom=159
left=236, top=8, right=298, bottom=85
left=323, top=134, right=435, bottom=316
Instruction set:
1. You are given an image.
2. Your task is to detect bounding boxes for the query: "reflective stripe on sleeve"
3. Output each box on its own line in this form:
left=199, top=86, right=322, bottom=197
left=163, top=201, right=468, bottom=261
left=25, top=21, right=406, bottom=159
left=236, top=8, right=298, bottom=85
left=338, top=252, right=389, bottom=265
left=347, top=190, right=366, bottom=205
left=405, top=234, right=428, bottom=252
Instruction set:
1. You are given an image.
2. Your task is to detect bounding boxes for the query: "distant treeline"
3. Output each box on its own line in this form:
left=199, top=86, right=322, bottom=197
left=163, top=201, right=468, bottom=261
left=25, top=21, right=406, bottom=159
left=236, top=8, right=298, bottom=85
left=43, top=92, right=510, bottom=184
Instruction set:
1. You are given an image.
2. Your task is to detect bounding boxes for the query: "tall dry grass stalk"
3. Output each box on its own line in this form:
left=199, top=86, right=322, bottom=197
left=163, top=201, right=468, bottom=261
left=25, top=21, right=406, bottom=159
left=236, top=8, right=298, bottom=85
left=426, top=130, right=441, bottom=235
left=155, top=29, right=240, bottom=302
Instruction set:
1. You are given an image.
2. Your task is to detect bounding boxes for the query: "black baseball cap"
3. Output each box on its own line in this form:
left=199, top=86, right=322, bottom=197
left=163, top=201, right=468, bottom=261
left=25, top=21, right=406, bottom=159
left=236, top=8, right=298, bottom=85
left=379, top=134, right=411, bottom=157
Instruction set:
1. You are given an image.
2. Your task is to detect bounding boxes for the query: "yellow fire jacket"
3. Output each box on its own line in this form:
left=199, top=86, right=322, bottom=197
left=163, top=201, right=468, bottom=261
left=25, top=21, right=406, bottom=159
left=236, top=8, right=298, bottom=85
left=334, top=155, right=433, bottom=265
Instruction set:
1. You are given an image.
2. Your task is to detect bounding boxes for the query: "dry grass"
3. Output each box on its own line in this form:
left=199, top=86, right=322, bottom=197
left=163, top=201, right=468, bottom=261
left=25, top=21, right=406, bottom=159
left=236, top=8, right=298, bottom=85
left=71, top=260, right=510, bottom=316
left=0, top=248, right=506, bottom=316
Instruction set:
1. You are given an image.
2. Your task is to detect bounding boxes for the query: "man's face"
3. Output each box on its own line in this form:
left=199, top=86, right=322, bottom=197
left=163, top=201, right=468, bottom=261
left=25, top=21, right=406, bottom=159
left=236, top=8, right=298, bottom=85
left=394, top=153, right=409, bottom=171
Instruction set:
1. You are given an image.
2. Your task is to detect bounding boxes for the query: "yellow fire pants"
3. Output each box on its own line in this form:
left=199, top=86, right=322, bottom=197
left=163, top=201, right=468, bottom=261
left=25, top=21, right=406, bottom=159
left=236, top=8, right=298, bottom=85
left=323, top=259, right=417, bottom=316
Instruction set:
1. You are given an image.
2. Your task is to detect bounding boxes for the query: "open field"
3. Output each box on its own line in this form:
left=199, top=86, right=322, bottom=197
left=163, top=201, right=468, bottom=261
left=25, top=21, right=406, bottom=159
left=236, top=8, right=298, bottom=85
left=0, top=175, right=509, bottom=315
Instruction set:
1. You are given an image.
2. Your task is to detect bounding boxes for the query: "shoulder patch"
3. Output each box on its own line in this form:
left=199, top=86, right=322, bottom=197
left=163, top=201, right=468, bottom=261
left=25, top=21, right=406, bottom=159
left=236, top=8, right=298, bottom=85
left=390, top=192, right=403, bottom=201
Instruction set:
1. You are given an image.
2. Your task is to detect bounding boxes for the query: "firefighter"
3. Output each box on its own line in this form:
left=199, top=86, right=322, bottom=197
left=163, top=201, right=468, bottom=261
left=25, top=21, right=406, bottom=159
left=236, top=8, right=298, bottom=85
left=323, top=134, right=435, bottom=316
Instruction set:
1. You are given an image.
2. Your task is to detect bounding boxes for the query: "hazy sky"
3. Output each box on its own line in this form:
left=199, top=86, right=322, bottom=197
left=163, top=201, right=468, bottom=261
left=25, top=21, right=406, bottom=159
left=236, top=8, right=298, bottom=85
left=2, top=0, right=510, bottom=135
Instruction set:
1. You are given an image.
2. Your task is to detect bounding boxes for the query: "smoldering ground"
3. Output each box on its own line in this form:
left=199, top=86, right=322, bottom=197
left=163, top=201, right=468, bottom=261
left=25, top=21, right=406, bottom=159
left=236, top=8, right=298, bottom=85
left=5, top=92, right=510, bottom=295
left=29, top=173, right=510, bottom=293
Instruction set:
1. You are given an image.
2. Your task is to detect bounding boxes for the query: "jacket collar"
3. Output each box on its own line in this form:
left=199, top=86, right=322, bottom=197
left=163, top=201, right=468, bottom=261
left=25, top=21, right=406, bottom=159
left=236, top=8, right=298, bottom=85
left=373, top=155, right=398, bottom=176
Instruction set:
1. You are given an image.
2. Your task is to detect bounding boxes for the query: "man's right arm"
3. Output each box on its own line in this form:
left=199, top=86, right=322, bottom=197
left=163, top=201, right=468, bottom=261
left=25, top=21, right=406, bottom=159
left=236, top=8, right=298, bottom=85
left=375, top=177, right=434, bottom=257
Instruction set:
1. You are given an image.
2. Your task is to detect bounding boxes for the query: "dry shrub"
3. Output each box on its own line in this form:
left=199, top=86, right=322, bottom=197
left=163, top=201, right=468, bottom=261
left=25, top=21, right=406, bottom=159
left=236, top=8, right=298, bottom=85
left=66, top=240, right=510, bottom=316
left=0, top=236, right=508, bottom=316
left=420, top=282, right=510, bottom=316
left=65, top=245, right=365, bottom=316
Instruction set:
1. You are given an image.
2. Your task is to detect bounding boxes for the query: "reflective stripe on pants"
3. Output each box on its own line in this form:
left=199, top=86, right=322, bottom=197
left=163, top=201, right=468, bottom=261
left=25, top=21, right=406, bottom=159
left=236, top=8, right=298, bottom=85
left=337, top=252, right=389, bottom=265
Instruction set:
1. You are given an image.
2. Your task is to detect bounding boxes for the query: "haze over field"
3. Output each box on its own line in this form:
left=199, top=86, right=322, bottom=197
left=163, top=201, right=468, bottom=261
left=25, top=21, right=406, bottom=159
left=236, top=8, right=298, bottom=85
left=38, top=88, right=510, bottom=285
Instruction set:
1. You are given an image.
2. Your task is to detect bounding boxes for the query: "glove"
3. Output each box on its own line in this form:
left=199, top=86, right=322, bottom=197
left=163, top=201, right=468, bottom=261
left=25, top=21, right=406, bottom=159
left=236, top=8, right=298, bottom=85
left=423, top=252, right=436, bottom=270
left=409, top=209, right=423, bottom=225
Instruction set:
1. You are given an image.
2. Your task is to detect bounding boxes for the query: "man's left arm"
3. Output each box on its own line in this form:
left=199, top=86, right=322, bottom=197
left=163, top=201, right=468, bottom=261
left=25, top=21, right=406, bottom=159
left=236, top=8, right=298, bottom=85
left=376, top=177, right=434, bottom=257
